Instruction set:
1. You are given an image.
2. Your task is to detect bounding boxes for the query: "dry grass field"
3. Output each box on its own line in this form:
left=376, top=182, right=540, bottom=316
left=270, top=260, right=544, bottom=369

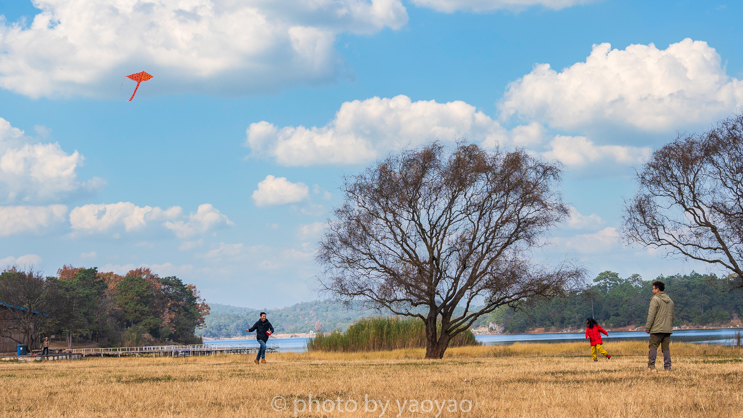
left=1, top=342, right=742, bottom=417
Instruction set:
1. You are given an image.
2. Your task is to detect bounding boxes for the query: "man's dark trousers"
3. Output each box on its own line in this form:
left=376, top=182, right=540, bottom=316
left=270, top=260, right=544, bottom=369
left=648, top=333, right=671, bottom=370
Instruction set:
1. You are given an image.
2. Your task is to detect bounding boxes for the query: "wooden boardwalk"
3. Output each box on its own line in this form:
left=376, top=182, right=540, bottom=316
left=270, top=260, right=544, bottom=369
left=68, top=344, right=280, bottom=358
left=2, top=344, right=278, bottom=361
left=1, top=353, right=83, bottom=362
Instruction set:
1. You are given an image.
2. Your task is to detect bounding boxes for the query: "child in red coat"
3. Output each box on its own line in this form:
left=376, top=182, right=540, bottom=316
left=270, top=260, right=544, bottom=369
left=585, top=318, right=611, bottom=361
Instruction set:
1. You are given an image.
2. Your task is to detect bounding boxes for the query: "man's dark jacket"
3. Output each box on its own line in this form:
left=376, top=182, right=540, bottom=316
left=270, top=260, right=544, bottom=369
left=249, top=319, right=275, bottom=342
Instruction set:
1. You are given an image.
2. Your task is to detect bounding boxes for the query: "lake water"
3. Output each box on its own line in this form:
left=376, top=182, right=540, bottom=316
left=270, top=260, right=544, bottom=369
left=476, top=328, right=742, bottom=346
left=205, top=328, right=742, bottom=353
left=204, top=337, right=311, bottom=353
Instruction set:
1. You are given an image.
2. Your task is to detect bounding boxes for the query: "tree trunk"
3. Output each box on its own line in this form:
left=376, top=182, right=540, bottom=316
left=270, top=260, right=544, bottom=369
left=425, top=338, right=450, bottom=359
left=423, top=313, right=451, bottom=359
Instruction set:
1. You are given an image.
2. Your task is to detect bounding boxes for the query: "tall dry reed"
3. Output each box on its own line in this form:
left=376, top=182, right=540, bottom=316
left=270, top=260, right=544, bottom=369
left=307, top=316, right=478, bottom=352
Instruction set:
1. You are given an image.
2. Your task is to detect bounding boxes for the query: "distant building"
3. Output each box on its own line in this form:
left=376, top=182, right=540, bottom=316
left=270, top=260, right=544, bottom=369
left=471, top=326, right=489, bottom=335
left=0, top=302, right=27, bottom=352
left=488, top=322, right=503, bottom=333
left=0, top=301, right=49, bottom=353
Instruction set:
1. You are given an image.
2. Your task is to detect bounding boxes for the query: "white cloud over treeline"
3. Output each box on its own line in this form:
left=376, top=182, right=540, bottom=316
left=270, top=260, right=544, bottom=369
left=0, top=205, right=67, bottom=236
left=68, top=202, right=233, bottom=239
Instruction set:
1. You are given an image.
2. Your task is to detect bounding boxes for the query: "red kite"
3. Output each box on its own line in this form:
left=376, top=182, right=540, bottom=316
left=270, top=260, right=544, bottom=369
left=126, top=71, right=153, bottom=101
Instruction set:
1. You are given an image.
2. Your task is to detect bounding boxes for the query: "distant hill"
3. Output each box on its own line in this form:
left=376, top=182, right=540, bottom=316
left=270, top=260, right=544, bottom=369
left=198, top=300, right=487, bottom=339
left=197, top=300, right=384, bottom=338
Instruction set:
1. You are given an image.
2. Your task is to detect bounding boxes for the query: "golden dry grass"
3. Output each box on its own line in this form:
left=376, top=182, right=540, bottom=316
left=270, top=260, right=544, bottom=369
left=1, top=342, right=741, bottom=417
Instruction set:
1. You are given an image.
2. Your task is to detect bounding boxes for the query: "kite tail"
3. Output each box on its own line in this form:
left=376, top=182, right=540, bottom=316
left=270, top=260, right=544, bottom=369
left=128, top=81, right=142, bottom=102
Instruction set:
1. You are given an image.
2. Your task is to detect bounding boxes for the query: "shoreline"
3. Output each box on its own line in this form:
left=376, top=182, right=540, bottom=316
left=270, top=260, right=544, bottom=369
left=475, top=324, right=742, bottom=336
left=202, top=325, right=741, bottom=341
left=202, top=333, right=315, bottom=341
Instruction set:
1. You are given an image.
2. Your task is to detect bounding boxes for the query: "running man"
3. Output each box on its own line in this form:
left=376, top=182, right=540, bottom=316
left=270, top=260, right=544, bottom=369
left=246, top=312, right=274, bottom=364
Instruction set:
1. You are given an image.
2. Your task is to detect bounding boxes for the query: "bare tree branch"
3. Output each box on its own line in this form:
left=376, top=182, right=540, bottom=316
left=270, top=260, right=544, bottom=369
left=318, top=142, right=584, bottom=358
left=623, top=113, right=743, bottom=291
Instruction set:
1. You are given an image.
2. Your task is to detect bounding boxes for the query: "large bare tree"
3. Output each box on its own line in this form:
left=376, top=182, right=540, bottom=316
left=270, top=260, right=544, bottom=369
left=318, top=142, right=583, bottom=358
left=623, top=113, right=743, bottom=290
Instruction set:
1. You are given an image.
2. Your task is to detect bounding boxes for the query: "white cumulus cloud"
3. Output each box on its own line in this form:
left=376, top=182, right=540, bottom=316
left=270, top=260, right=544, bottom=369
left=564, top=206, right=603, bottom=230
left=246, top=95, right=506, bottom=166
left=70, top=201, right=234, bottom=239
left=252, top=175, right=310, bottom=206
left=0, top=0, right=408, bottom=98
left=500, top=39, right=743, bottom=132
left=80, top=251, right=96, bottom=259
left=298, top=221, right=327, bottom=241
left=69, top=202, right=182, bottom=234
left=0, top=254, right=43, bottom=268
left=0, top=204, right=67, bottom=236
left=164, top=203, right=234, bottom=238
left=553, top=227, right=621, bottom=254
left=179, top=239, right=204, bottom=251
left=0, top=117, right=104, bottom=203
left=411, top=0, right=593, bottom=13
left=199, top=242, right=248, bottom=261
left=543, top=135, right=651, bottom=167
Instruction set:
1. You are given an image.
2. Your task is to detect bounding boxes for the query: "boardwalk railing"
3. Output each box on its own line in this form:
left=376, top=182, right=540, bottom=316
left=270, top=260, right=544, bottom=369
left=67, top=344, right=279, bottom=357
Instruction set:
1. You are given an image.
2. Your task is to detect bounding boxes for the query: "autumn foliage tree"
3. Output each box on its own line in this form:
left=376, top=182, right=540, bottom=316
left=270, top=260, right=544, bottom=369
left=2, top=265, right=210, bottom=347
left=46, top=268, right=108, bottom=348
left=319, top=142, right=583, bottom=359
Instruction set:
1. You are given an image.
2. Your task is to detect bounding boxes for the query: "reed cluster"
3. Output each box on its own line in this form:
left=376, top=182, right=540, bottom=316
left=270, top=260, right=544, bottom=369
left=307, top=316, right=478, bottom=352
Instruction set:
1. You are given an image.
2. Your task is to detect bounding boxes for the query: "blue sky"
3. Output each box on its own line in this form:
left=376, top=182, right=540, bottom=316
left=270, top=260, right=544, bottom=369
left=0, top=0, right=741, bottom=308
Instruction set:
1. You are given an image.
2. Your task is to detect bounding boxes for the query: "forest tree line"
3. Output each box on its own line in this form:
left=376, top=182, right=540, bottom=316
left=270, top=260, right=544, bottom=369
left=0, top=266, right=209, bottom=349
left=480, top=271, right=743, bottom=333
left=200, top=272, right=743, bottom=338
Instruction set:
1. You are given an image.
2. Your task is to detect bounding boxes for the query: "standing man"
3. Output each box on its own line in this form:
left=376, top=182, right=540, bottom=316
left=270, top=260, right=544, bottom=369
left=645, top=280, right=675, bottom=371
left=246, top=312, right=274, bottom=364
left=42, top=337, right=49, bottom=356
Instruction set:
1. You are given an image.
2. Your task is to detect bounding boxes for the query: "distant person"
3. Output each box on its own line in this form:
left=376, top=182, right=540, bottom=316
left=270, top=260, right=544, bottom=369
left=246, top=312, right=274, bottom=364
left=645, top=280, right=675, bottom=372
left=42, top=337, right=49, bottom=356
left=584, top=318, right=611, bottom=362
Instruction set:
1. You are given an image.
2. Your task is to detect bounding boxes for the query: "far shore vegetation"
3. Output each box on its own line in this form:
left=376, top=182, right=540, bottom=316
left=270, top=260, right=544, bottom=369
left=200, top=271, right=743, bottom=339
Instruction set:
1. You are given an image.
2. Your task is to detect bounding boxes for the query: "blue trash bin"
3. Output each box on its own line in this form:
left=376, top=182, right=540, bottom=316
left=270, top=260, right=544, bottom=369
left=17, top=344, right=28, bottom=356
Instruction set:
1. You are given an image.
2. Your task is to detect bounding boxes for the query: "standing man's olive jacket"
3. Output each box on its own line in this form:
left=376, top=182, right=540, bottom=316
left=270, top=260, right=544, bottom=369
left=645, top=291, right=675, bottom=334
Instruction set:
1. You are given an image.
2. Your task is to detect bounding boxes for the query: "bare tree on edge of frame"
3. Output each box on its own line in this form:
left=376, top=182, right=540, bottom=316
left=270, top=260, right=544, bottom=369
left=318, top=142, right=584, bottom=359
left=623, top=113, right=743, bottom=291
